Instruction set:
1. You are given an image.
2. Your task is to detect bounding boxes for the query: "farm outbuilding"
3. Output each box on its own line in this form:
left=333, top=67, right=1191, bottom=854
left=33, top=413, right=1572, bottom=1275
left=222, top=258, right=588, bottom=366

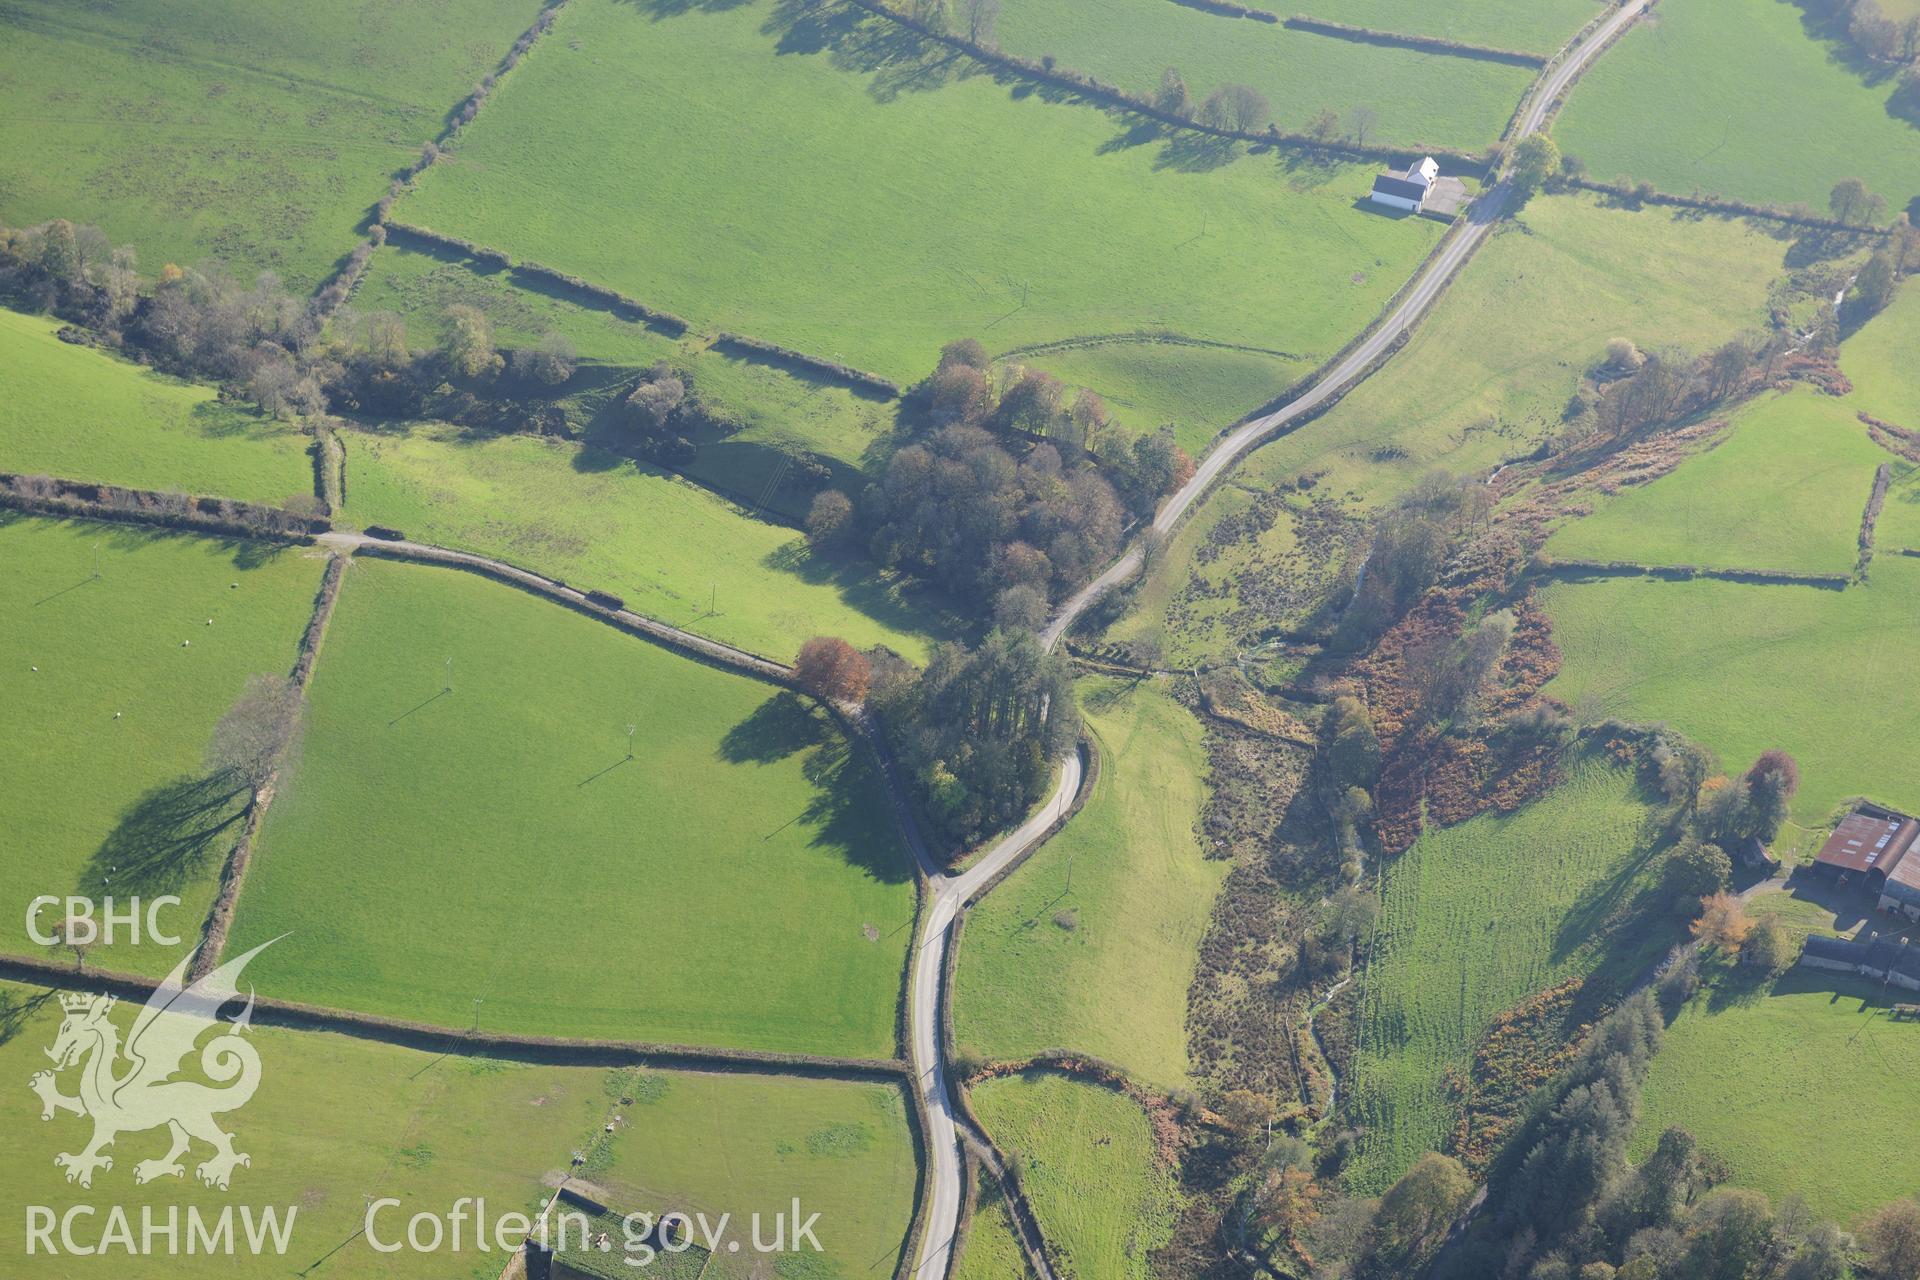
left=1797, top=934, right=1920, bottom=991
left=1811, top=805, right=1919, bottom=899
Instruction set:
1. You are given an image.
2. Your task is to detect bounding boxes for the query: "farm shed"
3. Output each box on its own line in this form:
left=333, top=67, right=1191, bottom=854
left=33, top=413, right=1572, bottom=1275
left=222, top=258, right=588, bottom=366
left=1797, top=934, right=1920, bottom=991
left=1811, top=805, right=1919, bottom=892
left=1880, top=838, right=1920, bottom=920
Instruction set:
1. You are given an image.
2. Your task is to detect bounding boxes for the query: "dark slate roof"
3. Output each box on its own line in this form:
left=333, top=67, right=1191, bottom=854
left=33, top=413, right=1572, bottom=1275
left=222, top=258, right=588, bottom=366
left=1371, top=175, right=1428, bottom=201
left=1802, top=935, right=1866, bottom=964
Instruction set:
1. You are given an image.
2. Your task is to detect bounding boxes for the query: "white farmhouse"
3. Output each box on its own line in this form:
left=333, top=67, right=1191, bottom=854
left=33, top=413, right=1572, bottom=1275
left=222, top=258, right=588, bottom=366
left=1369, top=156, right=1440, bottom=213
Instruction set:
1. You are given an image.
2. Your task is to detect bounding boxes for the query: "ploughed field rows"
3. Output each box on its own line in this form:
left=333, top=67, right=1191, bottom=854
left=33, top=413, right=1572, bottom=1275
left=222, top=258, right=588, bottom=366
left=1347, top=756, right=1672, bottom=1192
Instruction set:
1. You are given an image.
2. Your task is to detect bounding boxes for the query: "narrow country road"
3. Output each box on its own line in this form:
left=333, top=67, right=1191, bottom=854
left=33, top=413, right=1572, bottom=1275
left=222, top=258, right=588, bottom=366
left=908, top=749, right=1084, bottom=1280
left=316, top=11, right=1651, bottom=1265
left=1042, top=0, right=1650, bottom=654
left=925, top=1, right=1648, bottom=1272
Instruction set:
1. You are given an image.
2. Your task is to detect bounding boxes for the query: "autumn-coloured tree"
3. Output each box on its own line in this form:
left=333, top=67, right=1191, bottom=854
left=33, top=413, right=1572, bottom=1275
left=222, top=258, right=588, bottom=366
left=1690, top=891, right=1754, bottom=952
left=793, top=637, right=871, bottom=704
left=1249, top=1165, right=1322, bottom=1238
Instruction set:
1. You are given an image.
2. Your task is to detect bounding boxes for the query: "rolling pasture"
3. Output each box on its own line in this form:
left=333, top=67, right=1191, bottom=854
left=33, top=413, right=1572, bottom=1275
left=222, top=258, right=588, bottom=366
left=0, top=519, right=323, bottom=976
left=1544, top=387, right=1896, bottom=576
left=397, top=0, right=1444, bottom=394
left=992, top=0, right=1535, bottom=152
left=0, top=979, right=610, bottom=1278
left=954, top=679, right=1224, bottom=1088
left=229, top=557, right=916, bottom=1057
left=1541, top=556, right=1920, bottom=824
left=1107, top=194, right=1787, bottom=666
left=1009, top=338, right=1310, bottom=457
left=350, top=243, right=908, bottom=514
left=1633, top=971, right=1920, bottom=1222
left=954, top=1171, right=1034, bottom=1280
left=970, top=1072, right=1175, bottom=1280
left=589, top=1071, right=917, bottom=1278
left=0, top=308, right=312, bottom=507
left=0, top=0, right=548, bottom=289
left=340, top=422, right=948, bottom=661
left=1554, top=0, right=1920, bottom=211
left=1843, top=276, right=1920, bottom=432
left=1543, top=277, right=1920, bottom=824
left=1348, top=757, right=1671, bottom=1192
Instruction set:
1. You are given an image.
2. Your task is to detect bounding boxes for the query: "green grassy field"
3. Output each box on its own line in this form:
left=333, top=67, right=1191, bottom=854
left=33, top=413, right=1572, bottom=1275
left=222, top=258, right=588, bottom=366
left=397, top=0, right=1443, bottom=392
left=0, top=0, right=547, bottom=290
left=955, top=1171, right=1034, bottom=1280
left=993, top=0, right=1534, bottom=152
left=349, top=243, right=908, bottom=514
left=1348, top=756, right=1673, bottom=1192
left=1633, top=971, right=1920, bottom=1223
left=0, top=308, right=313, bottom=506
left=970, top=1072, right=1175, bottom=1280
left=1301, top=0, right=1605, bottom=52
left=1544, top=387, right=1900, bottom=575
left=1107, top=194, right=1787, bottom=665
left=1006, top=339, right=1310, bottom=457
left=0, top=519, right=323, bottom=976
left=229, top=557, right=915, bottom=1056
left=0, top=979, right=609, bottom=1277
left=588, top=1070, right=917, bottom=1278
left=954, top=679, right=1223, bottom=1088
left=1843, top=277, right=1920, bottom=432
left=339, top=421, right=948, bottom=661
left=1541, top=555, right=1920, bottom=823
left=1554, top=0, right=1920, bottom=211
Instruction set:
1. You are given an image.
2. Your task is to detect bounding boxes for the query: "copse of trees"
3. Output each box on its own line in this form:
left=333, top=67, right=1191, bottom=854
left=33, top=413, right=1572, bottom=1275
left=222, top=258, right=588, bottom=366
left=868, top=629, right=1078, bottom=850
left=861, top=423, right=1125, bottom=617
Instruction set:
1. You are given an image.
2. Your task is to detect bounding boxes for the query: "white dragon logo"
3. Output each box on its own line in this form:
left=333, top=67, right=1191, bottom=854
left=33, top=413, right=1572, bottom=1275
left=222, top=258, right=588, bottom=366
left=29, top=940, right=277, bottom=1191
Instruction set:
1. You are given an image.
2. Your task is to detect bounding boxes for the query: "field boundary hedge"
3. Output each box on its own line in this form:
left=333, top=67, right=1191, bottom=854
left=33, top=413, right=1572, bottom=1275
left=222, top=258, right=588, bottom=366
left=1566, top=177, right=1899, bottom=235
left=1862, top=411, right=1920, bottom=464
left=1859, top=461, right=1893, bottom=579
left=1283, top=15, right=1547, bottom=66
left=345, top=539, right=796, bottom=682
left=0, top=952, right=909, bottom=1080
left=189, top=552, right=346, bottom=981
left=841, top=0, right=1491, bottom=169
left=1528, top=554, right=1853, bottom=589
left=0, top=474, right=327, bottom=542
left=377, top=222, right=909, bottom=394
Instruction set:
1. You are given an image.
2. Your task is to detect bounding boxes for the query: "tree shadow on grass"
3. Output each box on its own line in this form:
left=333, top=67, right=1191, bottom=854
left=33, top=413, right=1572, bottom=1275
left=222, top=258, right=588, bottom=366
left=80, top=772, right=250, bottom=900
left=718, top=695, right=912, bottom=882
left=0, top=990, right=55, bottom=1050
left=719, top=692, right=830, bottom=764
left=760, top=540, right=962, bottom=649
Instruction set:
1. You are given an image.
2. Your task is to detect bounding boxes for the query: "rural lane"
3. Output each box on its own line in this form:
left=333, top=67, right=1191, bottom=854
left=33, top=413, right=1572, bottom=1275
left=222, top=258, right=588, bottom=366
left=320, top=9, right=1650, bottom=1261
left=909, top=749, right=1084, bottom=1280
left=1041, top=0, right=1651, bottom=654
